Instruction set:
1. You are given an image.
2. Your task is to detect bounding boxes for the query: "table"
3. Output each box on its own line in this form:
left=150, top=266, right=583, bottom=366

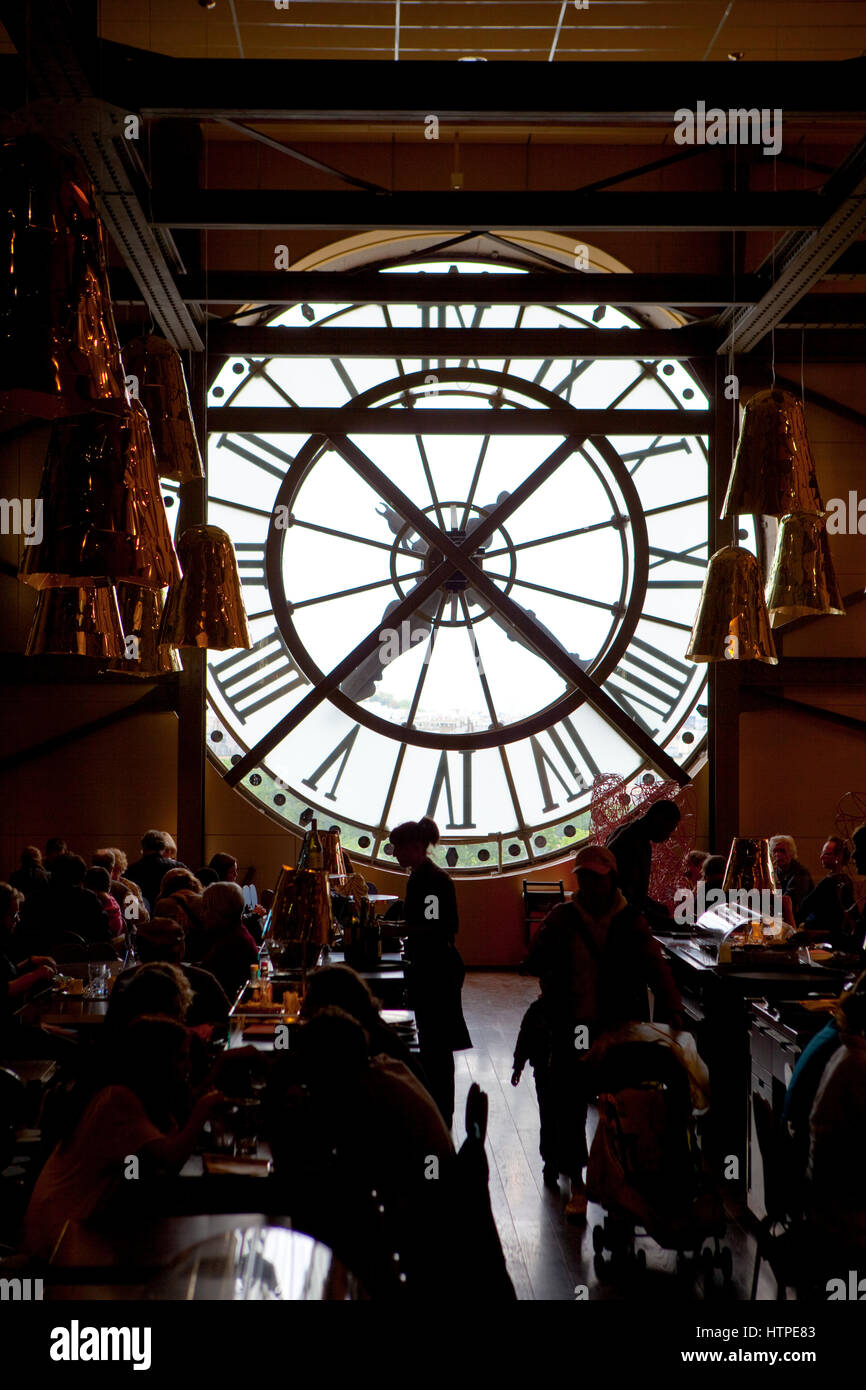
left=15, top=992, right=109, bottom=1029
left=45, top=1218, right=358, bottom=1300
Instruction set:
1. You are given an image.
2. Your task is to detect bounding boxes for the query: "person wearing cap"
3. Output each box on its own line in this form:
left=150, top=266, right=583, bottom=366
left=522, top=842, right=683, bottom=1221
left=113, top=916, right=230, bottom=1033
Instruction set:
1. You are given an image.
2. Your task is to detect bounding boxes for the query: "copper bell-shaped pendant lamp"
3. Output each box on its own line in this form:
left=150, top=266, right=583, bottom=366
left=765, top=512, right=846, bottom=627
left=25, top=585, right=126, bottom=658
left=158, top=525, right=252, bottom=650
left=107, top=584, right=183, bottom=677
left=122, top=336, right=204, bottom=482
left=721, top=389, right=824, bottom=519
left=722, top=837, right=778, bottom=897
left=0, top=133, right=127, bottom=420
left=686, top=545, right=778, bottom=664
left=18, top=398, right=181, bottom=590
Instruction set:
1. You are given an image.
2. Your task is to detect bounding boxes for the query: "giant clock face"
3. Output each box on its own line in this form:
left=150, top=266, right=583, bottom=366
left=204, top=256, right=714, bottom=873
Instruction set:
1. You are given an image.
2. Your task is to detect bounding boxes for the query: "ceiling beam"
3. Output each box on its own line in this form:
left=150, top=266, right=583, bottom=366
left=207, top=323, right=712, bottom=358
left=718, top=137, right=866, bottom=355
left=88, top=43, right=866, bottom=122
left=206, top=407, right=713, bottom=435
left=206, top=323, right=866, bottom=361
left=152, top=190, right=822, bottom=234
left=109, top=269, right=768, bottom=308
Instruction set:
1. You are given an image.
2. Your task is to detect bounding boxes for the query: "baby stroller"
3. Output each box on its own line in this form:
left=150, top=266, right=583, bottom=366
left=584, top=1024, right=730, bottom=1289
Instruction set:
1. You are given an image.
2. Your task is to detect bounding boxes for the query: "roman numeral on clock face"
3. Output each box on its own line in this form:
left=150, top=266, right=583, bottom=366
left=302, top=723, right=360, bottom=802
left=602, top=635, right=694, bottom=734
left=234, top=541, right=267, bottom=590
left=211, top=633, right=309, bottom=722
left=530, top=715, right=601, bottom=814
left=427, top=751, right=476, bottom=830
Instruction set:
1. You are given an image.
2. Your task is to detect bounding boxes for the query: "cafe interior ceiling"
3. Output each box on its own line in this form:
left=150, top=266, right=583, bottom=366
left=50, top=0, right=866, bottom=65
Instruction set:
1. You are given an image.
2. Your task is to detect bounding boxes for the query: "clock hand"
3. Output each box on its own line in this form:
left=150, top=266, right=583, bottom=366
left=339, top=583, right=435, bottom=703
left=465, top=495, right=588, bottom=672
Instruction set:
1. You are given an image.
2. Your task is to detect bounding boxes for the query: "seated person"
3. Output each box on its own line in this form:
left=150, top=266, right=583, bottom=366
left=18, top=853, right=110, bottom=951
left=300, top=964, right=429, bottom=1088
left=83, top=867, right=124, bottom=943
left=807, top=988, right=866, bottom=1251
left=113, top=917, right=229, bottom=1034
left=197, top=882, right=259, bottom=1000
left=125, top=830, right=187, bottom=916
left=22, top=1016, right=223, bottom=1261
left=681, top=849, right=709, bottom=892
left=782, top=971, right=866, bottom=1177
left=154, top=869, right=206, bottom=956
left=0, top=882, right=75, bottom=1061
left=769, top=835, right=814, bottom=919
left=798, top=837, right=857, bottom=946
left=105, top=960, right=193, bottom=1032
left=268, top=1008, right=454, bottom=1296
left=9, top=847, right=50, bottom=898
left=43, top=837, right=68, bottom=873
left=701, top=855, right=726, bottom=895
left=208, top=853, right=266, bottom=942
left=93, top=848, right=146, bottom=922
left=605, top=800, right=682, bottom=928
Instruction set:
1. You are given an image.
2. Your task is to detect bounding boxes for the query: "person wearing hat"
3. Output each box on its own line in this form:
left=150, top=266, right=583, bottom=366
left=113, top=916, right=230, bottom=1034
left=521, top=843, right=683, bottom=1221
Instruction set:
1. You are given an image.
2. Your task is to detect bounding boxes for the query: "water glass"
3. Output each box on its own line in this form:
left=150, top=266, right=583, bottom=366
left=87, top=963, right=109, bottom=999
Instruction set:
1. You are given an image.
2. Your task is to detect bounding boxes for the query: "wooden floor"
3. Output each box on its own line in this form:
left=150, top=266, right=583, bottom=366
left=455, top=971, right=777, bottom=1303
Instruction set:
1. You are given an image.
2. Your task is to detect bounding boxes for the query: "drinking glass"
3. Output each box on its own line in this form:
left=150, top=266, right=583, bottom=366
left=233, top=1098, right=260, bottom=1158
left=87, top=963, right=109, bottom=999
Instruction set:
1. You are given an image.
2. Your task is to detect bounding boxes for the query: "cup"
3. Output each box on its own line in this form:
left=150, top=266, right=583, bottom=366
left=87, top=963, right=109, bottom=999
left=233, top=1098, right=259, bottom=1158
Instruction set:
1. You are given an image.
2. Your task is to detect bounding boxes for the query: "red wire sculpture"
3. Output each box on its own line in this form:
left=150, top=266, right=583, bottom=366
left=585, top=773, right=698, bottom=906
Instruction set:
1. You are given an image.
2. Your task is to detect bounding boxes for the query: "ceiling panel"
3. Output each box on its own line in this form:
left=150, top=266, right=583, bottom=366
left=96, top=0, right=866, bottom=63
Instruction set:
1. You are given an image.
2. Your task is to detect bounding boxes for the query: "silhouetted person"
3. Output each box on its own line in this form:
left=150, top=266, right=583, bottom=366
left=389, top=817, right=471, bottom=1129
left=44, top=838, right=68, bottom=873
left=18, top=853, right=110, bottom=950
left=808, top=988, right=866, bottom=1255
left=93, top=848, right=146, bottom=921
left=9, top=847, right=50, bottom=898
left=113, top=917, right=229, bottom=1033
left=701, top=854, right=726, bottom=896
left=523, top=844, right=682, bottom=1222
left=198, top=881, right=258, bottom=1000
left=125, top=830, right=187, bottom=915
left=799, top=837, right=857, bottom=945
left=83, top=867, right=124, bottom=940
left=23, top=1016, right=223, bottom=1261
left=269, top=1008, right=455, bottom=1296
left=301, top=963, right=429, bottom=1088
left=209, top=852, right=239, bottom=882
left=606, top=799, right=681, bottom=926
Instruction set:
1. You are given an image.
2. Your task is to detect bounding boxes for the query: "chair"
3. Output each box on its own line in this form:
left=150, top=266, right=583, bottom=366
left=749, top=1095, right=805, bottom=1299
left=522, top=880, right=565, bottom=945
left=446, top=1084, right=516, bottom=1301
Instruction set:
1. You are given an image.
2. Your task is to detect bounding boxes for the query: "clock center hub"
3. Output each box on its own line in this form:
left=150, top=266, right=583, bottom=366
left=424, top=528, right=485, bottom=592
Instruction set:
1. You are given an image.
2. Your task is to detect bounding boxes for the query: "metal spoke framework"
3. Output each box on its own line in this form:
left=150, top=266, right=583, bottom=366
left=208, top=255, right=713, bottom=868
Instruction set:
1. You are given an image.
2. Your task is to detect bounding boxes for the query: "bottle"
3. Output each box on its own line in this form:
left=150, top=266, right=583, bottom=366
left=258, top=943, right=273, bottom=1004
left=307, top=819, right=324, bottom=872
left=249, top=962, right=261, bottom=1003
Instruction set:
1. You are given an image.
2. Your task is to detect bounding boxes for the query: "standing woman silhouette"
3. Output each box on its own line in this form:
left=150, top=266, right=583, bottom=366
left=389, top=817, right=472, bottom=1128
